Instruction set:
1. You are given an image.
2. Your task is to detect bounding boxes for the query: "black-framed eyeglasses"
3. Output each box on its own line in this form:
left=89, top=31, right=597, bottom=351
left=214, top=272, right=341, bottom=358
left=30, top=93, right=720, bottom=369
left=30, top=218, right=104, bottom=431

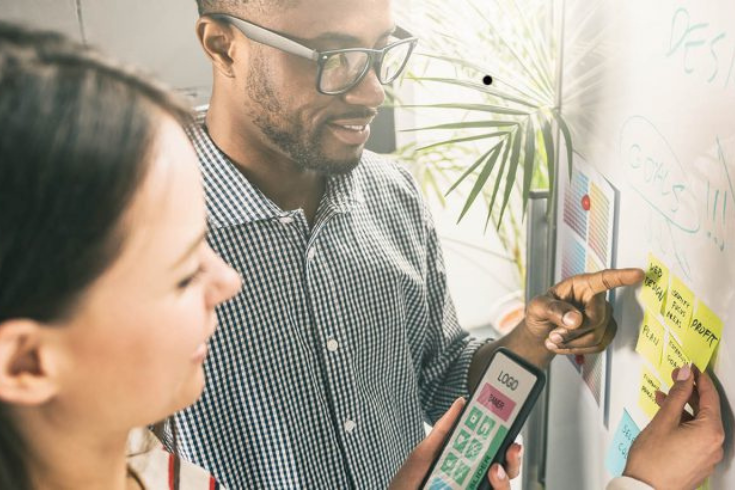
left=208, top=13, right=418, bottom=96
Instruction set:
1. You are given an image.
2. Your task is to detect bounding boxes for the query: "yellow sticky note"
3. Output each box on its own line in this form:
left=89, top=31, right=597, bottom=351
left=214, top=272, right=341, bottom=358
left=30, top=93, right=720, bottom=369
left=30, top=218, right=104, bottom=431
left=635, top=311, right=665, bottom=368
left=660, top=336, right=690, bottom=386
left=684, top=301, right=723, bottom=371
left=641, top=254, right=669, bottom=314
left=638, top=367, right=661, bottom=420
left=663, top=276, right=694, bottom=337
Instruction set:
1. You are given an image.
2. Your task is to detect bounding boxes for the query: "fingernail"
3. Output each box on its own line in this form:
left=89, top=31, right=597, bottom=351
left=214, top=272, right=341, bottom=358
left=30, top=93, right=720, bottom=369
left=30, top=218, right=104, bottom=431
left=545, top=339, right=558, bottom=350
left=677, top=363, right=691, bottom=381
left=550, top=333, right=564, bottom=344
left=496, top=465, right=507, bottom=480
left=563, top=311, right=579, bottom=327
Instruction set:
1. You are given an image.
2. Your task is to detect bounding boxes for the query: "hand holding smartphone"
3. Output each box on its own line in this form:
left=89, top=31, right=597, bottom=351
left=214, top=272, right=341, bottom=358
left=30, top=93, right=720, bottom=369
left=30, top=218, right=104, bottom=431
left=421, top=348, right=546, bottom=490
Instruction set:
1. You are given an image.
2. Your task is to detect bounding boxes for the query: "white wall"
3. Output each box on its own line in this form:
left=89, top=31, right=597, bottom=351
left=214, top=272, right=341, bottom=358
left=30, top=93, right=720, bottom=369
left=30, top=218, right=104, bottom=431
left=0, top=0, right=212, bottom=104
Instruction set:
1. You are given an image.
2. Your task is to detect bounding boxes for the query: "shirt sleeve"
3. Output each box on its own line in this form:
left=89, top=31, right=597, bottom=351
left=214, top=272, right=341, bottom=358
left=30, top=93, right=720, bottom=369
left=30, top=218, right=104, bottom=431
left=606, top=476, right=655, bottom=490
left=418, top=197, right=491, bottom=423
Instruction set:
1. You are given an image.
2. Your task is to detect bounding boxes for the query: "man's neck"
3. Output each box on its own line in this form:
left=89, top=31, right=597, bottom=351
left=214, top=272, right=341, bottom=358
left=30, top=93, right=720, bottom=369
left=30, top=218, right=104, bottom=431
left=206, top=97, right=326, bottom=225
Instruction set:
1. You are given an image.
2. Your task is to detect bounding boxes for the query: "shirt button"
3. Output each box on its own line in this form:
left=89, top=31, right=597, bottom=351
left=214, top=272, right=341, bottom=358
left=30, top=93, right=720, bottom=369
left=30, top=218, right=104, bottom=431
left=326, top=339, right=339, bottom=352
left=344, top=420, right=356, bottom=433
left=307, top=247, right=316, bottom=260
left=279, top=215, right=294, bottom=224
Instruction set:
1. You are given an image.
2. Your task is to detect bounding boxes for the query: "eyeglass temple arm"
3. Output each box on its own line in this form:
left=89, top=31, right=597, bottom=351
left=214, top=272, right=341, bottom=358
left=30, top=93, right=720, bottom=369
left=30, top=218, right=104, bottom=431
left=210, top=14, right=320, bottom=62
left=394, top=26, right=415, bottom=40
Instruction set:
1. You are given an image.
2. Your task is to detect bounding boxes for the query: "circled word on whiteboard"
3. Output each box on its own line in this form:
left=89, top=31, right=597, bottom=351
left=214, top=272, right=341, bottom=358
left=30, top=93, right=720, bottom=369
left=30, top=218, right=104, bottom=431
left=620, top=115, right=700, bottom=233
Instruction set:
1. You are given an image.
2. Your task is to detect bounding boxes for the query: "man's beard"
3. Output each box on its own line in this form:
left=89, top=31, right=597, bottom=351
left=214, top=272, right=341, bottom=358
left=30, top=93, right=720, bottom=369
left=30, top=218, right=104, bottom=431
left=247, top=52, right=362, bottom=175
left=256, top=112, right=361, bottom=175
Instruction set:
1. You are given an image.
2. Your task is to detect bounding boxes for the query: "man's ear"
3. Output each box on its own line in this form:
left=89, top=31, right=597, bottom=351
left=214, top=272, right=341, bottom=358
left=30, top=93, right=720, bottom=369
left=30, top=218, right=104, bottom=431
left=196, top=17, right=240, bottom=79
left=0, top=320, right=60, bottom=406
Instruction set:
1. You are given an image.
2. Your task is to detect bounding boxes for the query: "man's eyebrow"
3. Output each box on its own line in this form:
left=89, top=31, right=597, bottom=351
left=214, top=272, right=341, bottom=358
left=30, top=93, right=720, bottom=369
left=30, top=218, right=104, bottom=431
left=306, top=26, right=397, bottom=45
left=170, top=229, right=208, bottom=270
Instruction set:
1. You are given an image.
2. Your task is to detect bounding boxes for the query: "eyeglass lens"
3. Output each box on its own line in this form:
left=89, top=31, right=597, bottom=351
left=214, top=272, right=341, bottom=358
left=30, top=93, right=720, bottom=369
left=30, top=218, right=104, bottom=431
left=320, top=42, right=412, bottom=93
left=321, top=51, right=370, bottom=93
left=380, top=42, right=412, bottom=83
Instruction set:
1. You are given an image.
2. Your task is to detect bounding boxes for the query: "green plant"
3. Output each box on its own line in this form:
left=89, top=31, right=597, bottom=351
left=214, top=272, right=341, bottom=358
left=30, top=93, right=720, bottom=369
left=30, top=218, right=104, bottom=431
left=391, top=0, right=573, bottom=287
left=394, top=0, right=572, bottom=224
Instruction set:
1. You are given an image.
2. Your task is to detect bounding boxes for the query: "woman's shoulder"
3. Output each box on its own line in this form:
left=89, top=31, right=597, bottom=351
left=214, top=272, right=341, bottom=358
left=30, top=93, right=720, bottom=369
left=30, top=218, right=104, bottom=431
left=127, top=429, right=226, bottom=490
left=128, top=445, right=226, bottom=490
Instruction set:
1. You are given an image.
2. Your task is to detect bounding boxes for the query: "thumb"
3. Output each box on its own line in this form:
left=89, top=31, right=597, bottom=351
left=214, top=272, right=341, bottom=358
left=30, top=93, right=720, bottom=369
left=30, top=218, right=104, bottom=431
left=655, top=364, right=695, bottom=428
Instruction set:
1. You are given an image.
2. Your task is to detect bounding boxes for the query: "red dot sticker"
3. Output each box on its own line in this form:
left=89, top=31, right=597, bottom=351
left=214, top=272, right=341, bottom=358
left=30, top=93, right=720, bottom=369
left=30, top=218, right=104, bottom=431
left=581, top=194, right=591, bottom=211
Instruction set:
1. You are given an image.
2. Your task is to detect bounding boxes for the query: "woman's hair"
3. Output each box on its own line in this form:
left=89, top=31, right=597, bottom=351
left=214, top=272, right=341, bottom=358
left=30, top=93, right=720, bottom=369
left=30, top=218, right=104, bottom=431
left=0, top=21, right=192, bottom=490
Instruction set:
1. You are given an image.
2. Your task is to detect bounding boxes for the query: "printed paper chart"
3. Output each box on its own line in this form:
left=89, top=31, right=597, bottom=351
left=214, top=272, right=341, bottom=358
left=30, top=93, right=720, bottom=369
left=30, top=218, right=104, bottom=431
left=559, top=160, right=617, bottom=407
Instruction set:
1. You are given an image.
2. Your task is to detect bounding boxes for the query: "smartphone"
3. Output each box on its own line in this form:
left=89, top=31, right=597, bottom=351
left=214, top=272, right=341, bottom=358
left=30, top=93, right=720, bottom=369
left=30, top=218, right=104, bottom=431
left=420, top=347, right=546, bottom=490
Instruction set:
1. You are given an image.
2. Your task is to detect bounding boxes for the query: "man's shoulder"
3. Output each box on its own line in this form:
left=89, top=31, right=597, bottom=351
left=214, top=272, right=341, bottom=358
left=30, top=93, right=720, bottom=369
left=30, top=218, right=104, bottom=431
left=357, top=150, right=421, bottom=199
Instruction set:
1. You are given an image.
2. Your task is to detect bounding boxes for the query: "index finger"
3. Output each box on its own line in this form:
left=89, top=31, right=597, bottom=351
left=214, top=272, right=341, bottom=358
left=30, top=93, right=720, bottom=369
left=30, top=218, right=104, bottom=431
left=428, top=398, right=466, bottom=442
left=582, top=268, right=644, bottom=297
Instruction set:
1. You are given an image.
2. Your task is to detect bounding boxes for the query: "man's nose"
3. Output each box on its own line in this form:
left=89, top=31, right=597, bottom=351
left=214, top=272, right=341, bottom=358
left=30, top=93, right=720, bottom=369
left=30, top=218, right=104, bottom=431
left=342, top=66, right=386, bottom=109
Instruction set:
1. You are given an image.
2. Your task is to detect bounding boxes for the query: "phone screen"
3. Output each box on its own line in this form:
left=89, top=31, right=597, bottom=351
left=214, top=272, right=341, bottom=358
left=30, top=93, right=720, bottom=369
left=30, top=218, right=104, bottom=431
left=423, top=350, right=541, bottom=490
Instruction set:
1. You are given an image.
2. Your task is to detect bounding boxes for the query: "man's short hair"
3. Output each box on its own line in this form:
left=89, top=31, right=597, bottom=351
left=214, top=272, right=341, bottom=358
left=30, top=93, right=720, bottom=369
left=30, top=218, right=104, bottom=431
left=195, top=0, right=297, bottom=16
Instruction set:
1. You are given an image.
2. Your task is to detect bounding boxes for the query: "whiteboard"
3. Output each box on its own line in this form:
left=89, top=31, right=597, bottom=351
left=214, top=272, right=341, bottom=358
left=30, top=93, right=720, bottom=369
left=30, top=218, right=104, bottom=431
left=546, top=0, right=735, bottom=488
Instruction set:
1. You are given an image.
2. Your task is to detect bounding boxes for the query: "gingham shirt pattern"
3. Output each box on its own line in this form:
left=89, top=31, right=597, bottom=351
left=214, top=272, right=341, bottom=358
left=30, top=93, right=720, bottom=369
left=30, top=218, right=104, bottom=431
left=175, top=112, right=484, bottom=489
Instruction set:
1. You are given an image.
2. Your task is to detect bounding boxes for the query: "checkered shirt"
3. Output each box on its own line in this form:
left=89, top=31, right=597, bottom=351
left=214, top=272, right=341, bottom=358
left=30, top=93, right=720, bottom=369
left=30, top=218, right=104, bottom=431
left=174, top=111, right=485, bottom=489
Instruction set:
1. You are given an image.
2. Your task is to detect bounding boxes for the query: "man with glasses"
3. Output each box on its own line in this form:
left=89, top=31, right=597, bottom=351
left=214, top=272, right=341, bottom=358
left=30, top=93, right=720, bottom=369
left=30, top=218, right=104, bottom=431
left=176, top=0, right=643, bottom=488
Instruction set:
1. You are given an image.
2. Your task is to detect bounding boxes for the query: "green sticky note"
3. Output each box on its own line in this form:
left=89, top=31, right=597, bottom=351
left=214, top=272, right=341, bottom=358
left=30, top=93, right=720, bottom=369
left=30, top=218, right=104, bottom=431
left=638, top=367, right=661, bottom=420
left=663, top=276, right=694, bottom=337
left=684, top=301, right=723, bottom=371
left=636, top=310, right=665, bottom=368
left=660, top=336, right=689, bottom=387
left=640, top=254, right=669, bottom=314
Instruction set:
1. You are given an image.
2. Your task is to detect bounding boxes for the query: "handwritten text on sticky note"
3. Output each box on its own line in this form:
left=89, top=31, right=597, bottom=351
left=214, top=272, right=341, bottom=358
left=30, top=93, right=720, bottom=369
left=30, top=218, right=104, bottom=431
left=641, top=254, right=669, bottom=314
left=636, top=311, right=665, bottom=368
left=664, top=276, right=694, bottom=337
left=605, top=410, right=641, bottom=477
left=661, top=336, right=689, bottom=387
left=684, top=301, right=723, bottom=371
left=639, top=367, right=661, bottom=420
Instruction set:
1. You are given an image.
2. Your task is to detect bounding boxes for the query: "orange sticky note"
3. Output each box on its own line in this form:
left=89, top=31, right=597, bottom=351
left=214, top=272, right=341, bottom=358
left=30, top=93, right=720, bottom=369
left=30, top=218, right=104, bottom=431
left=636, top=311, right=665, bottom=368
left=684, top=301, right=723, bottom=371
left=663, top=276, right=694, bottom=338
left=660, top=336, right=689, bottom=387
left=638, top=367, right=661, bottom=420
left=640, top=254, right=668, bottom=314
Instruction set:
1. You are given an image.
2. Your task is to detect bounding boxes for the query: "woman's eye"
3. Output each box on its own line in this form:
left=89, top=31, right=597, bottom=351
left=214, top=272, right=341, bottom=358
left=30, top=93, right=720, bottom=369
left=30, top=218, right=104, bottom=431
left=178, top=266, right=204, bottom=289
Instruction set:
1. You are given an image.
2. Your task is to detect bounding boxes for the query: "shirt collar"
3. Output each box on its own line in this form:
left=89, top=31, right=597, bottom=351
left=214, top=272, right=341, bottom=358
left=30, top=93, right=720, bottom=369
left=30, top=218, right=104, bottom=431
left=188, top=109, right=364, bottom=229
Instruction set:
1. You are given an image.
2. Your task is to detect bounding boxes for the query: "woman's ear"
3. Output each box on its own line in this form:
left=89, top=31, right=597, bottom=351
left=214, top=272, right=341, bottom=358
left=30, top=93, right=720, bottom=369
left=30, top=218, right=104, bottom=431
left=0, top=320, right=60, bottom=406
left=196, top=17, right=240, bottom=79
